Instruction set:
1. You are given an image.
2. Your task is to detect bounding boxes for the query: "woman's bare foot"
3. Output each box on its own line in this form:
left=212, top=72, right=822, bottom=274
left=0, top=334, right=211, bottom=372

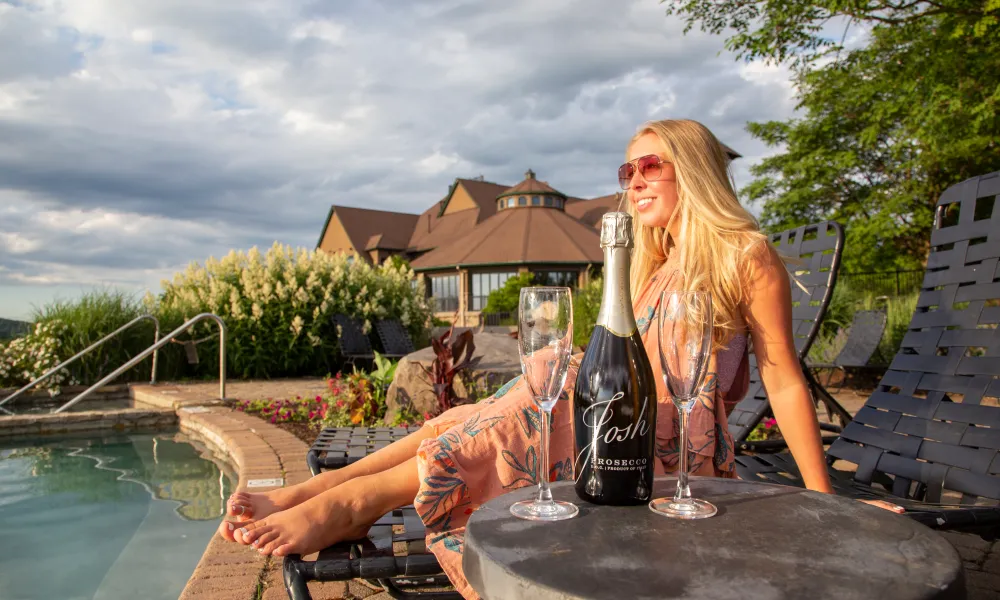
left=234, top=482, right=378, bottom=556
left=217, top=484, right=319, bottom=542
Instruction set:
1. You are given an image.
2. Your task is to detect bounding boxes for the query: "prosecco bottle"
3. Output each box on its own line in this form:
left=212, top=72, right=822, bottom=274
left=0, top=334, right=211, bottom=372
left=573, top=211, right=657, bottom=505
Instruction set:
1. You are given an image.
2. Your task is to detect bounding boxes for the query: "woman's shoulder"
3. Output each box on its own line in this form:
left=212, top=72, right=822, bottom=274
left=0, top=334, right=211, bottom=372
left=736, top=237, right=790, bottom=299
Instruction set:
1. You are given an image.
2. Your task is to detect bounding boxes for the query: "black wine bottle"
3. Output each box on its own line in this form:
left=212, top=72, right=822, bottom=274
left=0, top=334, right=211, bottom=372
left=573, top=211, right=657, bottom=505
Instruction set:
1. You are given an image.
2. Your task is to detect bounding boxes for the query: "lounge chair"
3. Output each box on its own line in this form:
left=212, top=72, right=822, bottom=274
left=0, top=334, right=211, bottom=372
left=374, top=319, right=416, bottom=359
left=284, top=425, right=458, bottom=600
left=807, top=309, right=889, bottom=391
left=728, top=221, right=855, bottom=452
left=332, top=314, right=375, bottom=368
left=736, top=170, right=1000, bottom=539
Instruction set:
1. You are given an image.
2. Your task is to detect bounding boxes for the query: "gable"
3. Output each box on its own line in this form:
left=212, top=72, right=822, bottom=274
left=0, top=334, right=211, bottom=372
left=442, top=182, right=479, bottom=216
left=318, top=212, right=358, bottom=256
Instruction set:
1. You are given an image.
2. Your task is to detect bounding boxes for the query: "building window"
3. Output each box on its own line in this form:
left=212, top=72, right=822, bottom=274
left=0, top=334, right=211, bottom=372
left=533, top=270, right=577, bottom=289
left=507, top=197, right=515, bottom=208
left=532, top=196, right=541, bottom=206
left=471, top=271, right=516, bottom=311
left=497, top=200, right=503, bottom=211
left=544, top=196, right=553, bottom=207
left=556, top=198, right=563, bottom=209
left=518, top=196, right=527, bottom=206
left=430, top=275, right=459, bottom=312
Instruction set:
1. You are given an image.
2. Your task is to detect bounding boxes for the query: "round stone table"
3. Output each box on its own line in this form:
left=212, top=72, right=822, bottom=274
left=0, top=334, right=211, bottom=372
left=463, top=478, right=965, bottom=600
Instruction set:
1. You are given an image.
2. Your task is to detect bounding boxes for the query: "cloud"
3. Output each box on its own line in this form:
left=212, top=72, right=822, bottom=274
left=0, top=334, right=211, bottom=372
left=0, top=0, right=799, bottom=318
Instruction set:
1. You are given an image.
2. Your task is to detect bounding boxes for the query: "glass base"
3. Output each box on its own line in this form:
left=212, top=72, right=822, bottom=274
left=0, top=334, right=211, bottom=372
left=648, top=496, right=717, bottom=520
left=510, top=499, right=579, bottom=521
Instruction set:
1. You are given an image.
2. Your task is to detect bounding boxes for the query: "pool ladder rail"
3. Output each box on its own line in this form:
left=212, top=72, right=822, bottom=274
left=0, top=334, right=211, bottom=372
left=0, top=312, right=227, bottom=415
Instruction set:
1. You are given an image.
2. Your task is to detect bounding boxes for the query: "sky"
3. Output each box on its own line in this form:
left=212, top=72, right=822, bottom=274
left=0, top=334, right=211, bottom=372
left=0, top=0, right=801, bottom=321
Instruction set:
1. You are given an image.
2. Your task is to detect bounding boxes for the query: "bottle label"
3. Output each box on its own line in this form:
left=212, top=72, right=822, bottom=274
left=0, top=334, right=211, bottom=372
left=576, top=392, right=651, bottom=473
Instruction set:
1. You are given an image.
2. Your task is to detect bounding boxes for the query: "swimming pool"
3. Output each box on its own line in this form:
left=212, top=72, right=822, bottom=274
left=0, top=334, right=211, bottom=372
left=0, top=432, right=235, bottom=600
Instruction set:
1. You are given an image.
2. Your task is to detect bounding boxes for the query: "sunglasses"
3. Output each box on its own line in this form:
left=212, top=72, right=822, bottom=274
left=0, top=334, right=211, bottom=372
left=617, top=154, right=671, bottom=190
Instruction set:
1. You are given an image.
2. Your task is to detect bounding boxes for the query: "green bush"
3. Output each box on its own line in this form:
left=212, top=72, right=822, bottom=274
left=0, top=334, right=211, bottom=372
left=482, top=273, right=534, bottom=314
left=3, top=244, right=433, bottom=388
left=31, top=288, right=172, bottom=384
left=147, top=243, right=432, bottom=380
left=573, top=277, right=602, bottom=349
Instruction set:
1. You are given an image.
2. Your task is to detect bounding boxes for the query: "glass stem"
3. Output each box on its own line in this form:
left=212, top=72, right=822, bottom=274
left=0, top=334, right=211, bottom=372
left=536, top=404, right=553, bottom=505
left=674, top=402, right=692, bottom=503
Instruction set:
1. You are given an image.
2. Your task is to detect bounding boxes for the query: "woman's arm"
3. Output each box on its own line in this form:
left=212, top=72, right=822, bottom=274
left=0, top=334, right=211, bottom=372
left=742, top=247, right=834, bottom=494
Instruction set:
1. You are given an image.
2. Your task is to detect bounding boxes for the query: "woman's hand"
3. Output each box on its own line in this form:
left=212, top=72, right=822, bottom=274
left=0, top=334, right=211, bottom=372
left=859, top=499, right=906, bottom=514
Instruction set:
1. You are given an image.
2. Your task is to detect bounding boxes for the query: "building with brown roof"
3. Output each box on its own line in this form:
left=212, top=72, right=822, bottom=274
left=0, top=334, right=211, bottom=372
left=317, top=146, right=739, bottom=325
left=317, top=170, right=619, bottom=325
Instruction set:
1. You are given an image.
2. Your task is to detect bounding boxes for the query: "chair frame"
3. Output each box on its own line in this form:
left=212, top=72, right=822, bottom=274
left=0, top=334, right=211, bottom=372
left=728, top=221, right=854, bottom=452
left=736, top=170, right=1000, bottom=539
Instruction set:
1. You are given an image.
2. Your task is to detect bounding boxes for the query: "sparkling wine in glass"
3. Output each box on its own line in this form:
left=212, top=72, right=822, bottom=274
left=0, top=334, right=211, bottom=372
left=649, top=290, right=717, bottom=519
left=509, top=286, right=579, bottom=521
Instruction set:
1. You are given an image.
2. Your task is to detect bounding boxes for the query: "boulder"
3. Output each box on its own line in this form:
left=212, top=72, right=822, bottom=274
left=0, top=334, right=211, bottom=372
left=385, top=331, right=522, bottom=421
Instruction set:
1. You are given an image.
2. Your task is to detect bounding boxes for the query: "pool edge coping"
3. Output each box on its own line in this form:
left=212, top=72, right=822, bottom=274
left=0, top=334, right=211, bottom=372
left=175, top=405, right=313, bottom=600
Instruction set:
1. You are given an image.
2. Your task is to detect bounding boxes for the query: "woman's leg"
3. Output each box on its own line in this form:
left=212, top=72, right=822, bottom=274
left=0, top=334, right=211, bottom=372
left=232, top=454, right=422, bottom=557
left=222, top=426, right=435, bottom=527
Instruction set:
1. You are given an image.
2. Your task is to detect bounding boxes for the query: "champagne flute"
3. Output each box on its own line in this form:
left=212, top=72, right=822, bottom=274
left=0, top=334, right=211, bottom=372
left=649, top=290, right=716, bottom=519
left=509, top=286, right=579, bottom=521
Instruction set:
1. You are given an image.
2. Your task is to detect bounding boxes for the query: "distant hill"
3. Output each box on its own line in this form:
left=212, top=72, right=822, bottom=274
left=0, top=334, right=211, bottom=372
left=0, top=318, right=30, bottom=340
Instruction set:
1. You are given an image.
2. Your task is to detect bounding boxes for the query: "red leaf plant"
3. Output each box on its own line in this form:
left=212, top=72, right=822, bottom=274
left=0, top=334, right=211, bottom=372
left=419, top=325, right=482, bottom=415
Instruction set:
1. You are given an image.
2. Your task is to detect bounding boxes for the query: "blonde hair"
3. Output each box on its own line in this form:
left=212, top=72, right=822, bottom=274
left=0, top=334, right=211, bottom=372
left=626, top=119, right=769, bottom=349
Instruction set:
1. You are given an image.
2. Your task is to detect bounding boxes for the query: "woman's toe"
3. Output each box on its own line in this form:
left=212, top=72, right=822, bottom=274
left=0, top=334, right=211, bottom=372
left=272, top=543, right=294, bottom=557
left=228, top=496, right=254, bottom=519
left=235, top=521, right=261, bottom=545
left=218, top=521, right=239, bottom=542
left=252, top=530, right=279, bottom=551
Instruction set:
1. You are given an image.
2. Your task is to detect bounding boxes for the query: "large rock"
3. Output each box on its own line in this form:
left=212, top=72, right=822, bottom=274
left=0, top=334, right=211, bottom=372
left=385, top=331, right=522, bottom=421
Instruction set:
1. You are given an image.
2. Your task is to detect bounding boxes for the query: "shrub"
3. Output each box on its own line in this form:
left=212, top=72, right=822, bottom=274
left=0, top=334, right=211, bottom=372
left=572, top=276, right=602, bottom=349
left=482, top=273, right=534, bottom=315
left=30, top=288, right=167, bottom=384
left=146, top=243, right=432, bottom=380
left=0, top=320, right=79, bottom=395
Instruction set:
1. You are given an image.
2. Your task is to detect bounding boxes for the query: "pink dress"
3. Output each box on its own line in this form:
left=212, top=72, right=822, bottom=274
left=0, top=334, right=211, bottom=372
left=413, top=257, right=750, bottom=599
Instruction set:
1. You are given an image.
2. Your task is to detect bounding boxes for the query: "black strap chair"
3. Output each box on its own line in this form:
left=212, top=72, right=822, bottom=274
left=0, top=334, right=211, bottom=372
left=728, top=221, right=854, bottom=452
left=285, top=426, right=459, bottom=600
left=736, top=170, right=1000, bottom=539
left=374, top=319, right=416, bottom=359
left=808, top=309, right=889, bottom=391
left=332, top=314, right=375, bottom=367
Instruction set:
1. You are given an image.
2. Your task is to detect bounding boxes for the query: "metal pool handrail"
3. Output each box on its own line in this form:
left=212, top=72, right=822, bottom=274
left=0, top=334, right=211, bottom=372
left=0, top=314, right=161, bottom=411
left=54, top=313, right=227, bottom=414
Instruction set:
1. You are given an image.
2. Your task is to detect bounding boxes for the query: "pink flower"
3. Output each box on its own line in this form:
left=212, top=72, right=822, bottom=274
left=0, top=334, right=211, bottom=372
left=423, top=412, right=433, bottom=420
left=270, top=415, right=277, bottom=423
left=764, top=418, right=778, bottom=428
left=237, top=406, right=244, bottom=411
left=315, top=395, right=322, bottom=402
left=336, top=400, right=345, bottom=409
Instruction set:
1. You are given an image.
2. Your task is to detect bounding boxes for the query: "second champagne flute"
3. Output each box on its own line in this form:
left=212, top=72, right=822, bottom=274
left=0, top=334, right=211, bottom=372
left=509, top=286, right=579, bottom=521
left=649, top=290, right=717, bottom=519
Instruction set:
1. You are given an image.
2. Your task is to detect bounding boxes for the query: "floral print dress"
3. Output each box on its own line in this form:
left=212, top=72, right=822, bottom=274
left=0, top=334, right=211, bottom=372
left=413, top=256, right=750, bottom=599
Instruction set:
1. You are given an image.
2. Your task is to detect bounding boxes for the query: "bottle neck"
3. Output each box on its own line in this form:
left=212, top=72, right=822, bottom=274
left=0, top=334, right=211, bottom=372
left=596, top=246, right=637, bottom=337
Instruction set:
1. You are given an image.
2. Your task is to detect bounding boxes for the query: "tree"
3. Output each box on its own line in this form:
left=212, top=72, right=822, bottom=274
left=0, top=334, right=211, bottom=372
left=664, top=0, right=1000, bottom=270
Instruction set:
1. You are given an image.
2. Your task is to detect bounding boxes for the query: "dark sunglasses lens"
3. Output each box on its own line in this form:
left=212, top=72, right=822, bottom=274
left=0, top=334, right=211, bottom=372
left=618, top=163, right=634, bottom=189
left=638, top=156, right=662, bottom=181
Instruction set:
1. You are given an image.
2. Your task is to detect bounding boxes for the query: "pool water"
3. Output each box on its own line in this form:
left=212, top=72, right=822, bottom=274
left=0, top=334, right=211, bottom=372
left=0, top=432, right=235, bottom=600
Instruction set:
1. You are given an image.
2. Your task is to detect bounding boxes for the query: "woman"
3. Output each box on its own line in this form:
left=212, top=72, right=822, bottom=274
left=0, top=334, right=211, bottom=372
left=218, top=119, right=901, bottom=599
